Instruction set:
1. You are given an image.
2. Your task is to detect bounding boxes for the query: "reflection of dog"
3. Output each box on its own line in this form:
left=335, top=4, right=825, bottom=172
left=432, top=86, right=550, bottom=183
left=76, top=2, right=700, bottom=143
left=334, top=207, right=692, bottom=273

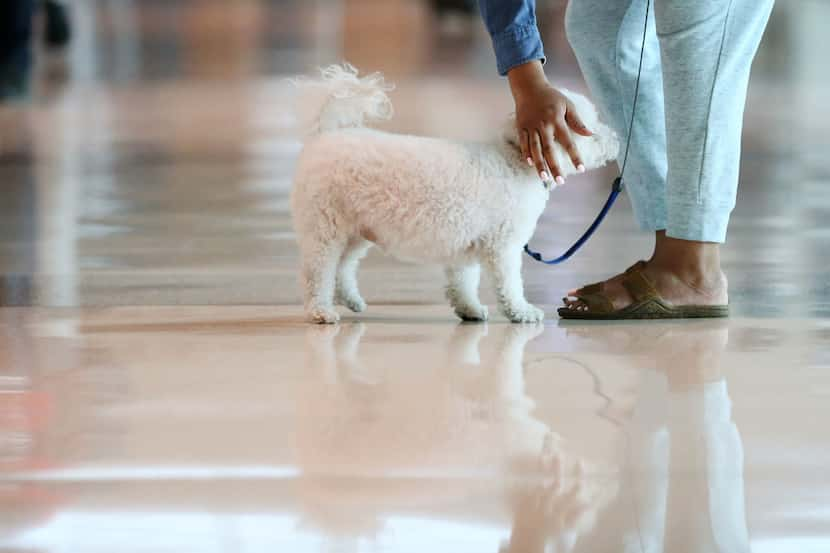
left=291, top=64, right=619, bottom=323
left=296, top=323, right=617, bottom=549
left=297, top=323, right=549, bottom=479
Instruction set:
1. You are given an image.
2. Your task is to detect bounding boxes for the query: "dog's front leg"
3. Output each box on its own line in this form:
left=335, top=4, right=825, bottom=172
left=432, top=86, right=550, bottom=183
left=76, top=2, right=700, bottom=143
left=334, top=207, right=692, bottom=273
left=485, top=248, right=545, bottom=323
left=445, top=264, right=488, bottom=322
left=301, top=237, right=345, bottom=324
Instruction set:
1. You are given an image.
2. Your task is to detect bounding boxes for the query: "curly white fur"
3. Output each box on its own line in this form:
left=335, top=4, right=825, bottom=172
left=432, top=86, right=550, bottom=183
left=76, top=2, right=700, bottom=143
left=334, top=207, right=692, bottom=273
left=291, top=64, right=619, bottom=324
left=292, top=63, right=394, bottom=135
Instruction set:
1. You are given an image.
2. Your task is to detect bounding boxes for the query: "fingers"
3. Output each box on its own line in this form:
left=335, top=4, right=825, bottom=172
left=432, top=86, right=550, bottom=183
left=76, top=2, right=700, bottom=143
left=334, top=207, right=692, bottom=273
left=529, top=130, right=552, bottom=183
left=540, top=125, right=565, bottom=186
left=565, top=108, right=593, bottom=137
left=522, top=98, right=593, bottom=182
left=555, top=113, right=585, bottom=174
left=519, top=128, right=532, bottom=168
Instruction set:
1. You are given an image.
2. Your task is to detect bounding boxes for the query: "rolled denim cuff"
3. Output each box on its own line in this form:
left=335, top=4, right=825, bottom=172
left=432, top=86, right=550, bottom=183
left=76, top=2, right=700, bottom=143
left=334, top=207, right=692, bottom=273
left=491, top=22, right=546, bottom=76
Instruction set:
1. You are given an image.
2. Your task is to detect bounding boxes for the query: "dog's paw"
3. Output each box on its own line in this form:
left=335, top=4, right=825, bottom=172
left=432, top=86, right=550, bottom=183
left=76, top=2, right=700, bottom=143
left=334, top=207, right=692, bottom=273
left=504, top=304, right=545, bottom=323
left=341, top=297, right=367, bottom=313
left=307, top=307, right=340, bottom=324
left=454, top=304, right=489, bottom=322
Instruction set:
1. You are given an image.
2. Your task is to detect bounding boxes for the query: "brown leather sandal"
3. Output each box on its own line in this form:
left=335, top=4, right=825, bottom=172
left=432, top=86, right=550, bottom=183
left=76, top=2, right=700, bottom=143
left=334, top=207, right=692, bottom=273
left=558, top=261, right=729, bottom=320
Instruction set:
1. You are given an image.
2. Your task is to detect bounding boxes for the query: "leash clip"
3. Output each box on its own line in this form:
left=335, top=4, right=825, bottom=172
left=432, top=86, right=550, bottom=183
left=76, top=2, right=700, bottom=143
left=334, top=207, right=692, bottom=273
left=612, top=176, right=624, bottom=193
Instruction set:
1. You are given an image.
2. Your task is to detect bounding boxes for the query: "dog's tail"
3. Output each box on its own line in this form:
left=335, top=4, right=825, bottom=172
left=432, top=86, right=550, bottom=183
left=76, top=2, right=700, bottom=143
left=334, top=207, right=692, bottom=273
left=292, top=63, right=394, bottom=135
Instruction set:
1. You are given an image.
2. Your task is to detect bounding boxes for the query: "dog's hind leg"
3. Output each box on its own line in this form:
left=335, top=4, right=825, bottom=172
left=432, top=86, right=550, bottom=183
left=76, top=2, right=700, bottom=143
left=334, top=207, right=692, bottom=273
left=445, top=263, right=488, bottom=322
left=336, top=238, right=371, bottom=313
left=300, top=232, right=347, bottom=324
left=484, top=248, right=545, bottom=323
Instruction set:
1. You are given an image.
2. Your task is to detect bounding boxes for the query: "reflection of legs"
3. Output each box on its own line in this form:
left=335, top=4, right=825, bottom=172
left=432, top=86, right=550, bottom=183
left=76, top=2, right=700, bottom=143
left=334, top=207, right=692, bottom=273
left=303, top=323, right=368, bottom=384
left=495, top=325, right=544, bottom=399
left=334, top=323, right=370, bottom=384
left=665, top=380, right=749, bottom=553
left=446, top=322, right=488, bottom=365
left=304, top=326, right=339, bottom=383
left=570, top=323, right=737, bottom=553
left=627, top=370, right=670, bottom=553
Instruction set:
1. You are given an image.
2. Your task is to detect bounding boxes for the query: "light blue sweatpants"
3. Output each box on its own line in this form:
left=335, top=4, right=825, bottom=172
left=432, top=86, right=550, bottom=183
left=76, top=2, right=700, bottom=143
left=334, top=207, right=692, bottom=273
left=565, top=0, right=774, bottom=243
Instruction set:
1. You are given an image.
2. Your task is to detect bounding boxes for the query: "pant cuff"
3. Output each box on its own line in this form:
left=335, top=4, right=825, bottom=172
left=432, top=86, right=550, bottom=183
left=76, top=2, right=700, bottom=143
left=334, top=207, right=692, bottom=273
left=628, top=195, right=667, bottom=233
left=666, top=202, right=732, bottom=243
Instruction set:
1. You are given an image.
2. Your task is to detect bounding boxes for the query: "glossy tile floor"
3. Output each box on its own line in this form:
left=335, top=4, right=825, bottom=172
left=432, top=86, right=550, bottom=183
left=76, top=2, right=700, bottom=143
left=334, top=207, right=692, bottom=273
left=1, top=1, right=829, bottom=552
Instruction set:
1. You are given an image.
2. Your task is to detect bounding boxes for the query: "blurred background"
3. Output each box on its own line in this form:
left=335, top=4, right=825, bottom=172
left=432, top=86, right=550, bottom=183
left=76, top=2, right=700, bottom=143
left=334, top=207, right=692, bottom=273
left=0, top=0, right=828, bottom=311
left=2, top=3, right=829, bottom=552
left=1, top=0, right=826, bottom=90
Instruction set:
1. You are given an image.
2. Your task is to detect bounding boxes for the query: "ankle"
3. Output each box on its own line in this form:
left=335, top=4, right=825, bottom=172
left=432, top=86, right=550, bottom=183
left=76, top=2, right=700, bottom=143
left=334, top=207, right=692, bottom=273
left=664, top=263, right=725, bottom=289
left=649, top=235, right=724, bottom=290
left=647, top=256, right=726, bottom=290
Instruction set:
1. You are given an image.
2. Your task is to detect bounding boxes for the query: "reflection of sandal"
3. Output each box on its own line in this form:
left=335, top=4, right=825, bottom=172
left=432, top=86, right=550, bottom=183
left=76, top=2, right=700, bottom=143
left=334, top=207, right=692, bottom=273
left=558, top=261, right=729, bottom=320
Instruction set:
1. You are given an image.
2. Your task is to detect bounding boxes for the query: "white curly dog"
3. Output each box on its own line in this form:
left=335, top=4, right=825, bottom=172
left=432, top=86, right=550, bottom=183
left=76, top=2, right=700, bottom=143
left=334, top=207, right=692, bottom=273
left=292, top=64, right=618, bottom=324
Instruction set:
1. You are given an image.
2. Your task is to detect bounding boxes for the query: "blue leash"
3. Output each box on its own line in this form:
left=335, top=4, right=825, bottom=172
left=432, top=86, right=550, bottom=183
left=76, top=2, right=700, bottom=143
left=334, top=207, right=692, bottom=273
left=524, top=176, right=624, bottom=264
left=523, top=0, right=650, bottom=265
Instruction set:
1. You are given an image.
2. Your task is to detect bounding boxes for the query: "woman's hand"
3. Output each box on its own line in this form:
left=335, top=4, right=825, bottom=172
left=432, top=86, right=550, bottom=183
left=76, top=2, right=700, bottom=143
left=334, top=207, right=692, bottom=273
left=508, top=60, right=593, bottom=185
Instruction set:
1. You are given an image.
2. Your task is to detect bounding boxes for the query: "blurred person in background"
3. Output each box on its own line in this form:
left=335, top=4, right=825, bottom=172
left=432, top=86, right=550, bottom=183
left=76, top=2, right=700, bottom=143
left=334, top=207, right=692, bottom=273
left=430, top=0, right=477, bottom=18
left=0, top=0, right=71, bottom=100
left=478, top=0, right=774, bottom=320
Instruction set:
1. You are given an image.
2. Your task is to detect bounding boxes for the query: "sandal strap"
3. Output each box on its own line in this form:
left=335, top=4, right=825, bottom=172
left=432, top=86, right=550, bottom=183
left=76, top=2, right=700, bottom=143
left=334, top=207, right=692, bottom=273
left=575, top=292, right=616, bottom=314
left=573, top=261, right=645, bottom=297
left=621, top=267, right=660, bottom=303
left=624, top=260, right=648, bottom=275
left=580, top=282, right=604, bottom=295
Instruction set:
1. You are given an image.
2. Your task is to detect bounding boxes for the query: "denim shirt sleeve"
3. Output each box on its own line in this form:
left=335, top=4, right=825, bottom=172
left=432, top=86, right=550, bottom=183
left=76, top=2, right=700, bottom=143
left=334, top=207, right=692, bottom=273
left=477, top=0, right=545, bottom=76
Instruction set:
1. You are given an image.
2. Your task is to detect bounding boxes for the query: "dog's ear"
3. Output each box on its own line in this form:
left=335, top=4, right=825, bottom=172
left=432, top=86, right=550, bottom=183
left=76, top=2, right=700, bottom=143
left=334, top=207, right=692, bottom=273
left=501, top=114, right=522, bottom=151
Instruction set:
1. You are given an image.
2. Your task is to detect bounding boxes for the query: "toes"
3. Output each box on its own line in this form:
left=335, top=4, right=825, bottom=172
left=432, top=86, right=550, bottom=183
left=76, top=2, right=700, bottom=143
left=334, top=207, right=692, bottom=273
left=562, top=299, right=588, bottom=312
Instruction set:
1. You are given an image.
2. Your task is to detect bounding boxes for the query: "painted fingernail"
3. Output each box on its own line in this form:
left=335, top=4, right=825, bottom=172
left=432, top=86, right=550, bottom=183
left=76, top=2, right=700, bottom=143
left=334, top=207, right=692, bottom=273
left=540, top=171, right=550, bottom=181
left=577, top=164, right=586, bottom=173
left=527, top=157, right=534, bottom=166
left=555, top=176, right=565, bottom=185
